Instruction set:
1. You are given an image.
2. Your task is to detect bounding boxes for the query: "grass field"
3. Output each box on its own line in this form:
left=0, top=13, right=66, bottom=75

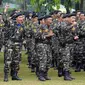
left=0, top=51, right=85, bottom=85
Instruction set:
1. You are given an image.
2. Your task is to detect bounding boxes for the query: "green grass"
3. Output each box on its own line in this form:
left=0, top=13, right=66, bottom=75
left=0, top=51, right=85, bottom=85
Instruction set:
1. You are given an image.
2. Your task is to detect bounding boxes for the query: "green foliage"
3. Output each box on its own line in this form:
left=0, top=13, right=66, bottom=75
left=75, top=0, right=80, bottom=3
left=3, top=0, right=14, bottom=3
left=30, top=0, right=80, bottom=13
left=30, top=0, right=61, bottom=13
left=60, top=0, right=80, bottom=13
left=0, top=8, right=4, bottom=13
left=15, top=0, right=24, bottom=4
left=2, top=0, right=80, bottom=13
left=30, top=0, right=45, bottom=12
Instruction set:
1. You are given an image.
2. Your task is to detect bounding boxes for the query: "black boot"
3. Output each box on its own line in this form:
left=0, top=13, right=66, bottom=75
left=31, top=64, right=35, bottom=72
left=12, top=71, right=22, bottom=80
left=10, top=70, right=13, bottom=76
left=68, top=71, right=75, bottom=80
left=58, top=68, right=63, bottom=77
left=4, top=73, right=8, bottom=82
left=83, top=66, right=85, bottom=71
left=27, top=55, right=32, bottom=68
left=38, top=70, right=46, bottom=81
left=64, top=70, right=72, bottom=81
left=44, top=71, right=51, bottom=80
left=75, top=62, right=81, bottom=72
left=36, top=66, right=39, bottom=77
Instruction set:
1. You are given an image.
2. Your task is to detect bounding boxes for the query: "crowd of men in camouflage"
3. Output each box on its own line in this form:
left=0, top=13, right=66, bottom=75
left=0, top=4, right=85, bottom=82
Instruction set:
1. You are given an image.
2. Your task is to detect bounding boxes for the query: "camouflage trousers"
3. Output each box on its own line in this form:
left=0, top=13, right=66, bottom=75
left=26, top=38, right=36, bottom=66
left=4, top=41, right=22, bottom=74
left=73, top=42, right=84, bottom=63
left=73, top=41, right=85, bottom=69
left=36, top=43, right=52, bottom=72
left=0, top=40, right=3, bottom=51
left=57, top=44, right=72, bottom=71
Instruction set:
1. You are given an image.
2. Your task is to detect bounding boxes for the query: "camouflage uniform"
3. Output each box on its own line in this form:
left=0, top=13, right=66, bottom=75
left=58, top=21, right=75, bottom=80
left=25, top=21, right=39, bottom=72
left=35, top=24, right=52, bottom=80
left=75, top=20, right=85, bottom=71
left=25, top=19, right=33, bottom=68
left=0, top=22, right=4, bottom=51
left=4, top=22, right=25, bottom=81
left=51, top=20, right=61, bottom=69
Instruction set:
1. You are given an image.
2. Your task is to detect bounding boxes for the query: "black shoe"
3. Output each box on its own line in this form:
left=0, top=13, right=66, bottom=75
left=4, top=78, right=8, bottom=82
left=28, top=65, right=31, bottom=68
left=58, top=74, right=63, bottom=77
left=75, top=69, right=81, bottom=72
left=68, top=72, right=75, bottom=80
left=58, top=68, right=63, bottom=77
left=12, top=76, right=22, bottom=80
left=31, top=68, right=35, bottom=73
left=38, top=76, right=46, bottom=81
left=10, top=70, right=14, bottom=76
left=36, top=66, right=39, bottom=77
left=64, top=76, right=72, bottom=81
left=4, top=79, right=8, bottom=82
left=38, top=70, right=46, bottom=81
left=31, top=65, right=35, bottom=73
left=36, top=70, right=39, bottom=77
left=44, top=71, right=51, bottom=80
left=58, top=71, right=63, bottom=77
left=83, top=66, right=85, bottom=71
left=75, top=63, right=81, bottom=72
left=36, top=72, right=39, bottom=77
left=4, top=73, right=8, bottom=82
left=64, top=71, right=72, bottom=81
left=44, top=76, right=51, bottom=80
left=70, top=76, right=75, bottom=80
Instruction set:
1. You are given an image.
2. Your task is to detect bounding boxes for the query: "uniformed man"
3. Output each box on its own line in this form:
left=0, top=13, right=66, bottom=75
left=74, top=12, right=85, bottom=72
left=35, top=15, right=54, bottom=81
left=25, top=12, right=39, bottom=72
left=57, top=13, right=76, bottom=81
left=0, top=13, right=5, bottom=51
left=4, top=12, right=25, bottom=82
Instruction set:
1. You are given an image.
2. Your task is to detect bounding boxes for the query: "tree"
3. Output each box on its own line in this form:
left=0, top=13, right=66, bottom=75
left=2, top=0, right=80, bottom=13
left=30, top=0, right=45, bottom=12
left=14, top=0, right=27, bottom=10
left=80, top=0, right=83, bottom=10
left=30, top=0, right=60, bottom=14
left=3, top=0, right=13, bottom=3
left=0, top=0, right=3, bottom=5
left=30, top=0, right=80, bottom=13
left=61, top=0, right=80, bottom=13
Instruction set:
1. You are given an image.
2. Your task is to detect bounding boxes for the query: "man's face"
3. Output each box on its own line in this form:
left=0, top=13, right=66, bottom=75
left=32, top=17, right=38, bottom=23
left=40, top=19, right=45, bottom=24
left=71, top=18, right=76, bottom=24
left=80, top=14, right=85, bottom=20
left=68, top=16, right=76, bottom=24
left=46, top=17, right=52, bottom=25
left=16, top=15, right=25, bottom=24
left=76, top=12, right=81, bottom=18
left=56, top=12, right=62, bottom=18
left=52, top=14, right=57, bottom=19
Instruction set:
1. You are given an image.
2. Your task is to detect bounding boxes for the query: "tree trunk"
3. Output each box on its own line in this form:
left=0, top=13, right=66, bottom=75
left=80, top=0, right=83, bottom=10
left=66, top=7, right=70, bottom=14
left=0, top=0, right=2, bottom=5
left=75, top=2, right=80, bottom=11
